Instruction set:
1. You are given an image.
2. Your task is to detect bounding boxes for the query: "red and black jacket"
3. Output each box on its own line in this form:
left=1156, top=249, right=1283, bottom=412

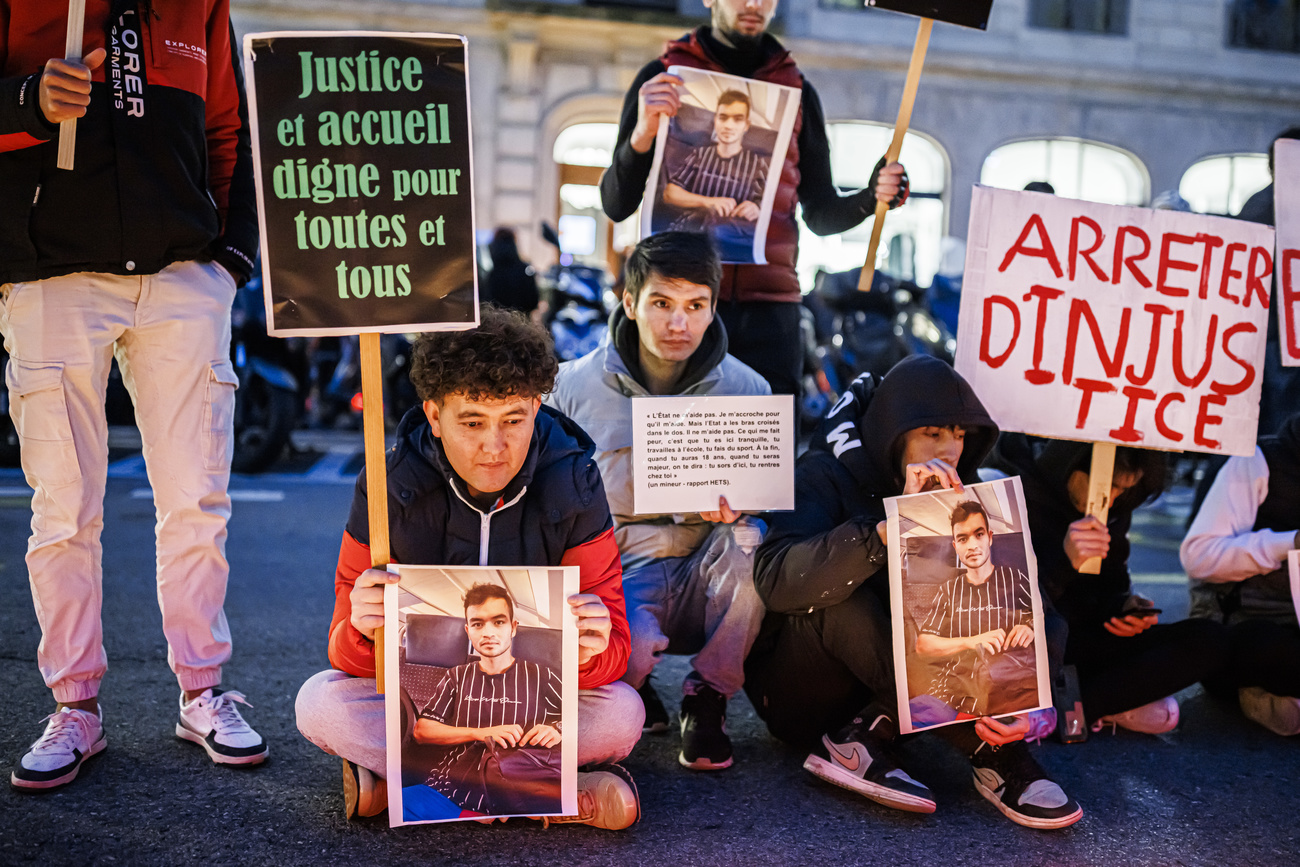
left=0, top=0, right=257, bottom=285
left=328, top=404, right=631, bottom=690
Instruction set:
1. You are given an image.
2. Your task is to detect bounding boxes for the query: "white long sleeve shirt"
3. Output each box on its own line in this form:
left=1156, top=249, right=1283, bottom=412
left=1180, top=448, right=1298, bottom=584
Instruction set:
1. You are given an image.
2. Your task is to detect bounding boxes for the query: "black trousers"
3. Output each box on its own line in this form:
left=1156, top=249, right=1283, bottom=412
left=716, top=300, right=803, bottom=398
left=1226, top=620, right=1300, bottom=698
left=1065, top=618, right=1229, bottom=720
left=744, top=582, right=896, bottom=749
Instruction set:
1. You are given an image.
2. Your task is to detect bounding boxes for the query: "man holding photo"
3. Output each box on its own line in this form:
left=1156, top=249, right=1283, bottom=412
left=913, top=501, right=1036, bottom=721
left=546, top=232, right=770, bottom=772
left=295, top=308, right=642, bottom=828
left=412, top=584, right=562, bottom=817
left=600, top=0, right=908, bottom=398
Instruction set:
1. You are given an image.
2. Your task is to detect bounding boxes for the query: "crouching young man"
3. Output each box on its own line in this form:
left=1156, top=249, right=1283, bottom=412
left=295, top=308, right=643, bottom=828
left=746, top=356, right=1082, bottom=829
left=545, top=232, right=770, bottom=770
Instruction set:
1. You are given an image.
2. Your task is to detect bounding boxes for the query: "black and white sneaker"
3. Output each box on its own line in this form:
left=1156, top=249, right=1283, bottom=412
left=176, top=688, right=267, bottom=765
left=638, top=675, right=670, bottom=734
left=969, top=740, right=1082, bottom=829
left=11, top=706, right=107, bottom=790
left=679, top=682, right=733, bottom=770
left=803, top=710, right=936, bottom=814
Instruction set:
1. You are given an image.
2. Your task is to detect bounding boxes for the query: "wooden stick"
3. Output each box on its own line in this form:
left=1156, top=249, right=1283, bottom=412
left=57, top=0, right=87, bottom=172
left=360, top=333, right=392, bottom=693
left=857, top=17, right=933, bottom=293
left=1078, top=442, right=1116, bottom=575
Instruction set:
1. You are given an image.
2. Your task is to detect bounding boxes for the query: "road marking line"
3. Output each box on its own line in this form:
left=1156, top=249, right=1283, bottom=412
left=305, top=450, right=357, bottom=483
left=1131, top=573, right=1189, bottom=585
left=0, top=486, right=33, bottom=497
left=130, top=488, right=285, bottom=502
left=108, top=455, right=148, bottom=478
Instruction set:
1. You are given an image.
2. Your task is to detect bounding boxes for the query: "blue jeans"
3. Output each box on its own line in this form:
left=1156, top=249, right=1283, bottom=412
left=621, top=520, right=766, bottom=698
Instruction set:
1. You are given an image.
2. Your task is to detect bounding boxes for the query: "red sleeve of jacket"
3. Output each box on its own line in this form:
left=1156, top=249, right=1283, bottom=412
left=204, top=0, right=240, bottom=218
left=563, top=527, right=630, bottom=689
left=328, top=531, right=380, bottom=678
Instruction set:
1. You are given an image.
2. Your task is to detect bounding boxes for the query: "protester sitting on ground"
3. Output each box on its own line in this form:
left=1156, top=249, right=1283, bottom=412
left=988, top=436, right=1228, bottom=736
left=1181, top=411, right=1300, bottom=737
left=747, top=356, right=1082, bottom=830
left=294, top=307, right=642, bottom=827
left=545, top=232, right=770, bottom=771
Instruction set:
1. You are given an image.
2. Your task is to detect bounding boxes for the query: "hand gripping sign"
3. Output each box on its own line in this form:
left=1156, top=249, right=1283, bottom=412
left=957, top=186, right=1274, bottom=458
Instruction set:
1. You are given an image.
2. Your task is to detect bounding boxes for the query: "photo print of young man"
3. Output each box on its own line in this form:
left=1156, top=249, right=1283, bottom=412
left=383, top=565, right=579, bottom=826
left=640, top=66, right=800, bottom=265
left=885, top=477, right=1052, bottom=734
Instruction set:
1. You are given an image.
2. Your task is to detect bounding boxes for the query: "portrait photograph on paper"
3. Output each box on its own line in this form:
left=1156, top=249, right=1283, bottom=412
left=641, top=66, right=800, bottom=265
left=382, top=565, right=578, bottom=826
left=885, top=477, right=1052, bottom=734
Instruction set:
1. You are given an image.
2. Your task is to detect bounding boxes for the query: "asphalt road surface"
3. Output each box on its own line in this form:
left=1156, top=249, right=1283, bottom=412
left=1, top=435, right=1297, bottom=866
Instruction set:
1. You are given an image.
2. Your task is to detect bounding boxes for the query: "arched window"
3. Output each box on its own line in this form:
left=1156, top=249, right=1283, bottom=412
left=1178, top=153, right=1271, bottom=216
left=980, top=138, right=1149, bottom=206
left=795, top=122, right=948, bottom=289
left=552, top=122, right=620, bottom=266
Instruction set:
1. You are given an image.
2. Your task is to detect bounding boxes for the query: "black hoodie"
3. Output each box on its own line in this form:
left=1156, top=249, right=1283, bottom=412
left=986, top=434, right=1165, bottom=627
left=752, top=355, right=998, bottom=617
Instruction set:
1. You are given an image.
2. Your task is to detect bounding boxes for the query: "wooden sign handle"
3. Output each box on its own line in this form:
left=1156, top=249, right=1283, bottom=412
left=1078, top=442, right=1116, bottom=575
left=360, top=333, right=392, bottom=693
left=57, top=0, right=87, bottom=172
left=857, top=16, right=933, bottom=293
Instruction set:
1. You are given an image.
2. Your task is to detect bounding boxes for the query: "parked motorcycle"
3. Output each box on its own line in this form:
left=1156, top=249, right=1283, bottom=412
left=538, top=222, right=613, bottom=362
left=805, top=265, right=956, bottom=391
left=229, top=268, right=308, bottom=473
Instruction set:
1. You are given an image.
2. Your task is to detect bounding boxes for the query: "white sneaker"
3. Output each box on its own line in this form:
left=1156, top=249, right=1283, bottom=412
left=11, top=706, right=107, bottom=790
left=1093, top=696, right=1179, bottom=734
left=176, top=688, right=267, bottom=765
left=1239, top=687, right=1300, bottom=736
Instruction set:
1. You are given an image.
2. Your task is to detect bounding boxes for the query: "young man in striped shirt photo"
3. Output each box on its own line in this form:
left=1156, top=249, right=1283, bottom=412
left=663, top=89, right=768, bottom=245
left=915, top=500, right=1036, bottom=718
left=413, top=584, right=563, bottom=816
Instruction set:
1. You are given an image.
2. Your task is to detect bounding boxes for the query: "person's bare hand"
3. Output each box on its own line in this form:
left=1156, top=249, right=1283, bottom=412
left=704, top=197, right=738, bottom=218
left=39, top=48, right=106, bottom=124
left=902, top=459, right=963, bottom=495
left=349, top=568, right=398, bottom=641
left=1005, top=623, right=1035, bottom=649
left=569, top=594, right=611, bottom=666
left=731, top=200, right=761, bottom=221
left=630, top=72, right=683, bottom=153
left=970, top=628, right=1007, bottom=655
left=975, top=714, right=1030, bottom=746
left=1103, top=613, right=1158, bottom=637
left=699, top=496, right=739, bottom=524
left=873, top=160, right=906, bottom=205
left=1064, top=516, right=1110, bottom=571
left=482, top=724, right=524, bottom=749
left=520, top=724, right=561, bottom=748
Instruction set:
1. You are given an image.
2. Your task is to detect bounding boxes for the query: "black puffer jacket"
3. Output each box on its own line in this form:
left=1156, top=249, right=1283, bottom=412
left=752, top=355, right=999, bottom=618
left=346, top=404, right=612, bottom=568
left=986, top=434, right=1165, bottom=628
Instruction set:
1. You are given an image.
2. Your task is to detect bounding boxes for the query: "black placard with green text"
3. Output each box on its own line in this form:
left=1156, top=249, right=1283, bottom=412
left=244, top=32, right=477, bottom=335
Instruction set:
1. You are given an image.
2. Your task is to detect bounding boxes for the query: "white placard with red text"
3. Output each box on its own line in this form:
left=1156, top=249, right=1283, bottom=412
left=956, top=186, right=1275, bottom=456
left=1276, top=139, right=1300, bottom=367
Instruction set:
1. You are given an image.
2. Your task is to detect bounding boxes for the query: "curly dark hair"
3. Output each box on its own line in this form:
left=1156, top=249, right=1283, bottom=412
left=409, top=305, right=558, bottom=403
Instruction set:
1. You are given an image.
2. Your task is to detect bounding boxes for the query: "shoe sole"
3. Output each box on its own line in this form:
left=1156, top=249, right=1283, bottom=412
left=972, top=773, right=1083, bottom=829
left=678, top=751, right=733, bottom=771
left=10, top=736, right=107, bottom=791
left=804, top=754, right=936, bottom=814
left=175, top=724, right=268, bottom=765
left=644, top=720, right=670, bottom=734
